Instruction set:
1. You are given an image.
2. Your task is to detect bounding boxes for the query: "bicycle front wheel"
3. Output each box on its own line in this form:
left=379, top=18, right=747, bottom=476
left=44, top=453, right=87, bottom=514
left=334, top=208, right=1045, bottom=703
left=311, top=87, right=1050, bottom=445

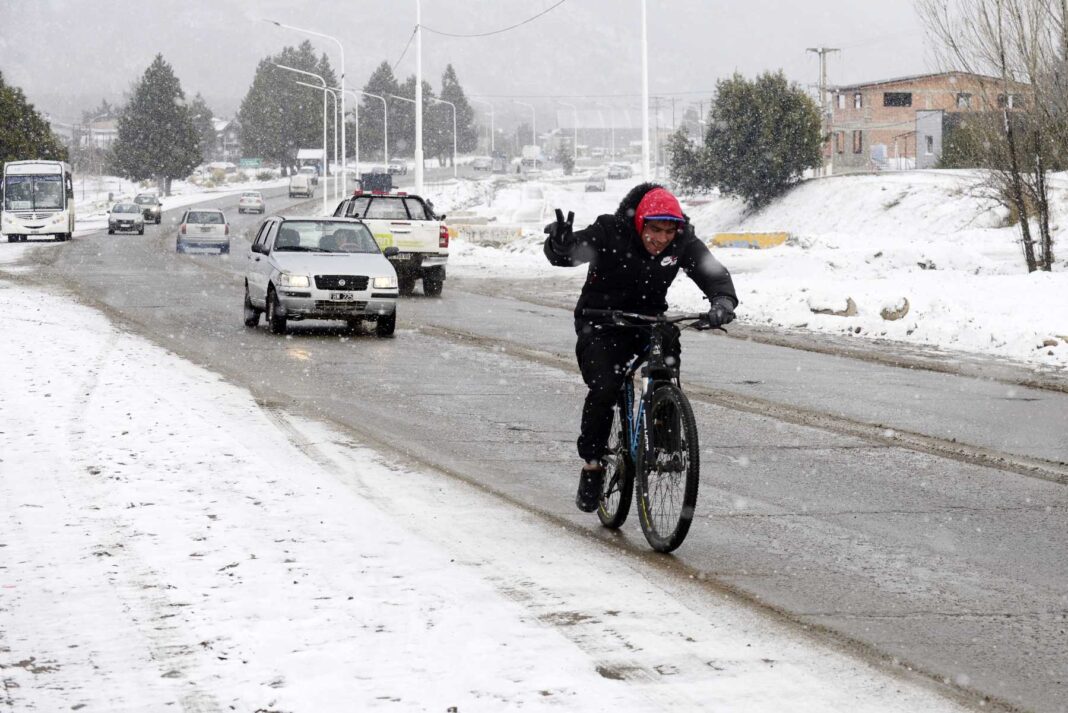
left=636, top=383, right=700, bottom=553
left=598, top=395, right=634, bottom=529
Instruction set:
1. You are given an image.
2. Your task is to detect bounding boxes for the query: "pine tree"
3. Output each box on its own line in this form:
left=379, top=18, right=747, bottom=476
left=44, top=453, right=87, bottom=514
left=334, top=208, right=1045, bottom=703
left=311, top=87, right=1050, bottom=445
left=238, top=41, right=337, bottom=173
left=110, top=55, right=200, bottom=194
left=188, top=94, right=217, bottom=162
left=0, top=71, right=68, bottom=163
left=392, top=76, right=437, bottom=161
left=702, top=72, right=822, bottom=209
left=438, top=65, right=478, bottom=163
left=358, top=62, right=399, bottom=161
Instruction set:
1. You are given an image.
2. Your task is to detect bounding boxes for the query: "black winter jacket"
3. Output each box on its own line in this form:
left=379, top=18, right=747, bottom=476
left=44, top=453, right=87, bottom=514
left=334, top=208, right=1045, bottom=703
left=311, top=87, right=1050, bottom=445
left=544, top=183, right=738, bottom=326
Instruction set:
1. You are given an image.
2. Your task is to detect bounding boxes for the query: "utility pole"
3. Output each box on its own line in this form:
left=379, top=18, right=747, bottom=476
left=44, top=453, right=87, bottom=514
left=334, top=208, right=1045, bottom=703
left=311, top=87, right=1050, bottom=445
left=807, top=46, right=840, bottom=176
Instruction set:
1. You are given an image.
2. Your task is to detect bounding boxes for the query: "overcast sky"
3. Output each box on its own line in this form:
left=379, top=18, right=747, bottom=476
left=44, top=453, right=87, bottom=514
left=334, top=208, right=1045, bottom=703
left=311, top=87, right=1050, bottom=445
left=0, top=0, right=932, bottom=127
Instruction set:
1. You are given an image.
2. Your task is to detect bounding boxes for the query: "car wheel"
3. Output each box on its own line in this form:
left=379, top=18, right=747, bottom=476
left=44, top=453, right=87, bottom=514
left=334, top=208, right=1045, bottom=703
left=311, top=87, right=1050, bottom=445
left=243, top=283, right=261, bottom=327
left=374, top=312, right=396, bottom=338
left=176, top=239, right=184, bottom=253
left=156, top=217, right=161, bottom=224
left=138, top=227, right=144, bottom=235
left=108, top=229, right=114, bottom=235
left=423, top=275, right=444, bottom=297
left=221, top=242, right=230, bottom=255
left=266, top=288, right=287, bottom=334
left=398, top=274, right=416, bottom=296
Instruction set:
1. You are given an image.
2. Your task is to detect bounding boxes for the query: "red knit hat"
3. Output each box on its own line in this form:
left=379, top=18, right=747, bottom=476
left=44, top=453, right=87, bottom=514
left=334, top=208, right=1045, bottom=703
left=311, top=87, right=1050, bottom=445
left=634, top=187, right=684, bottom=235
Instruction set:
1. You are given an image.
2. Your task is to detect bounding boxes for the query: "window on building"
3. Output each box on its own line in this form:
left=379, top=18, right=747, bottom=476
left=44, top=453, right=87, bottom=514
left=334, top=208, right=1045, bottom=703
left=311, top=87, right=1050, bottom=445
left=853, top=92, right=863, bottom=109
left=925, top=135, right=934, bottom=155
left=852, top=130, right=863, bottom=154
left=997, top=93, right=1010, bottom=108
left=1011, top=94, right=1025, bottom=109
left=883, top=92, right=913, bottom=107
left=837, top=94, right=846, bottom=110
left=834, top=131, right=845, bottom=154
left=956, top=93, right=972, bottom=109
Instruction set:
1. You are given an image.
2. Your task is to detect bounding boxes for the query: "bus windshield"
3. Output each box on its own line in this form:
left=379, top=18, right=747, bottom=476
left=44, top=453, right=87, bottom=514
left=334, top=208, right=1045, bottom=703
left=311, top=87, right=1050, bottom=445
left=4, top=175, right=65, bottom=211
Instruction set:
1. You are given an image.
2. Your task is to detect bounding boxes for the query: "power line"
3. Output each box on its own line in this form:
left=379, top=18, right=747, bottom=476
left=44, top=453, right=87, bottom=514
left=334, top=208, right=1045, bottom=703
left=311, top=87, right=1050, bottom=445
left=421, top=0, right=567, bottom=38
left=392, top=25, right=418, bottom=71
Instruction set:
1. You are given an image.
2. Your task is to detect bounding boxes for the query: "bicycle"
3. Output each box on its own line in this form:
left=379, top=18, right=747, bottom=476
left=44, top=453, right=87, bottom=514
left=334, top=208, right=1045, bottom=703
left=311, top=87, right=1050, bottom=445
left=581, top=308, right=712, bottom=553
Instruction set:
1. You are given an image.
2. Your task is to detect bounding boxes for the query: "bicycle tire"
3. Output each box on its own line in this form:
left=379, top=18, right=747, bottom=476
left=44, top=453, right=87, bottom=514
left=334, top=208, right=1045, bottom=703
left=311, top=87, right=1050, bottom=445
left=598, top=394, right=634, bottom=529
left=636, top=383, right=700, bottom=553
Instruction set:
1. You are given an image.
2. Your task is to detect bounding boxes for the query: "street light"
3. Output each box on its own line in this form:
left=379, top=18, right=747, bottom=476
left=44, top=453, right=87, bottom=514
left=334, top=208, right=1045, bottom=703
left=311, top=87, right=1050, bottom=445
left=349, top=89, right=388, bottom=166
left=557, top=101, right=578, bottom=162
left=513, top=100, right=536, bottom=168
left=389, top=93, right=455, bottom=177
left=265, top=19, right=346, bottom=192
left=295, top=80, right=340, bottom=205
left=276, top=64, right=331, bottom=214
left=470, top=98, right=494, bottom=154
left=640, top=0, right=650, bottom=180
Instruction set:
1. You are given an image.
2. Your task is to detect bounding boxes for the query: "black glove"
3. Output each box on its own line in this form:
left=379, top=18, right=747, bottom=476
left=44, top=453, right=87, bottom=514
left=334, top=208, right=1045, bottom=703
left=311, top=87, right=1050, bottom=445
left=705, top=296, right=736, bottom=329
left=544, top=208, right=575, bottom=252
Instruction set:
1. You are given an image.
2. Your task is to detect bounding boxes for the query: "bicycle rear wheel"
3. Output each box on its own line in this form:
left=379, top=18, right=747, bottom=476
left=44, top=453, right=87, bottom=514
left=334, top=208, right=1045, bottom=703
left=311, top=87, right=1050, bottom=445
left=598, top=395, right=634, bottom=529
left=636, top=383, right=700, bottom=553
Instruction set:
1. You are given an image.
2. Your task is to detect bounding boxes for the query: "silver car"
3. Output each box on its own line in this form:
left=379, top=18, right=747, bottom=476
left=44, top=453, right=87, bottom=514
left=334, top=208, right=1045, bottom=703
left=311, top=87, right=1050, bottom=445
left=243, top=216, right=399, bottom=337
left=177, top=208, right=230, bottom=254
left=238, top=191, right=265, bottom=214
left=107, top=202, right=145, bottom=235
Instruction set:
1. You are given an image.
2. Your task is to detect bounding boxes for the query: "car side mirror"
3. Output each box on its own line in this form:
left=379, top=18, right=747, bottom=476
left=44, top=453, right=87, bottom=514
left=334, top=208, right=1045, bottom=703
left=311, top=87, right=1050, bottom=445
left=251, top=243, right=263, bottom=254
left=383, top=246, right=399, bottom=257
left=438, top=214, right=446, bottom=221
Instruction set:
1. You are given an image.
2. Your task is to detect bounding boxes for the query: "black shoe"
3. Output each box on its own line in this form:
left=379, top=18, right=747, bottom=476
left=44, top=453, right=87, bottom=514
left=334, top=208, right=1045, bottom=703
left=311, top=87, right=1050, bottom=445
left=575, top=466, right=604, bottom=513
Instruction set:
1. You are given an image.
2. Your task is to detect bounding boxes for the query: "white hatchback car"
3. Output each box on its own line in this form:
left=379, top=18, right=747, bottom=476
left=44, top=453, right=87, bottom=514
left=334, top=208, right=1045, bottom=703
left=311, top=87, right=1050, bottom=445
left=177, top=208, right=230, bottom=254
left=238, top=191, right=265, bottom=214
left=107, top=202, right=145, bottom=235
left=243, top=216, right=399, bottom=336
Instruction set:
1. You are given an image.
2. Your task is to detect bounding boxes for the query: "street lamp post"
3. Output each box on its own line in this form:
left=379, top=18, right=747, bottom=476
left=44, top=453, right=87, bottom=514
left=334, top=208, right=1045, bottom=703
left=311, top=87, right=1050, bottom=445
left=557, top=101, right=578, bottom=162
left=349, top=89, right=388, bottom=165
left=513, top=100, right=536, bottom=168
left=295, top=80, right=340, bottom=206
left=277, top=64, right=330, bottom=214
left=472, top=98, right=495, bottom=153
left=265, top=20, right=346, bottom=191
left=390, top=93, right=455, bottom=178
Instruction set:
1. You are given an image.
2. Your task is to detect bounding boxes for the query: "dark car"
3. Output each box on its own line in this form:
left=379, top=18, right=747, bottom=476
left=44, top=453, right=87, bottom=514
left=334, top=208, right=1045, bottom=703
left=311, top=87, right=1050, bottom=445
left=133, top=193, right=162, bottom=224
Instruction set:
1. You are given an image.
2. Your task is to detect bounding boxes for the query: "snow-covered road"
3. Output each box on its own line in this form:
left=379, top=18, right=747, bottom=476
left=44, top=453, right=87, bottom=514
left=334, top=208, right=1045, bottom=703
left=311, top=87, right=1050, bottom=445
left=0, top=284, right=973, bottom=711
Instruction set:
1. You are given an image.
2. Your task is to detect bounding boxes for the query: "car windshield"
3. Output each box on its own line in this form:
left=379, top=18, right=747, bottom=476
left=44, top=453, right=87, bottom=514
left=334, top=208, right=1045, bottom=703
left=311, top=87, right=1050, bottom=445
left=113, top=204, right=140, bottom=214
left=242, top=192, right=261, bottom=198
left=3, top=175, right=64, bottom=211
left=186, top=211, right=225, bottom=224
left=134, top=195, right=157, bottom=205
left=274, top=221, right=379, bottom=254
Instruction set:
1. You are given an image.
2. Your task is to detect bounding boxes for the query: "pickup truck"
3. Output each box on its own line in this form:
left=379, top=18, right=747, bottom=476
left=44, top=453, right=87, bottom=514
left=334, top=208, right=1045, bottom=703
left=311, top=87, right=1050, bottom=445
left=332, top=190, right=448, bottom=296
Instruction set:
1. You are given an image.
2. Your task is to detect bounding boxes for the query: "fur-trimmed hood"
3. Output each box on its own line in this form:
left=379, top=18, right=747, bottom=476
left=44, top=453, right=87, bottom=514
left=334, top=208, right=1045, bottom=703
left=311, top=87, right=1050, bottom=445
left=613, top=182, right=690, bottom=233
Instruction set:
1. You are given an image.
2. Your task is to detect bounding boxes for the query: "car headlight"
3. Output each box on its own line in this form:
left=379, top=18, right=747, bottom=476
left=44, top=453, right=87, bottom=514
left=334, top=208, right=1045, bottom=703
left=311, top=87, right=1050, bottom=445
left=279, top=273, right=310, bottom=288
left=373, top=276, right=398, bottom=289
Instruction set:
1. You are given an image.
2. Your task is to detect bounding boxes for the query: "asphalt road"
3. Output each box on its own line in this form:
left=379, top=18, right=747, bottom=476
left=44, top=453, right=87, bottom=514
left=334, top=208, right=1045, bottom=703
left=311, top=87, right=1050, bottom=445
left=9, top=184, right=1068, bottom=713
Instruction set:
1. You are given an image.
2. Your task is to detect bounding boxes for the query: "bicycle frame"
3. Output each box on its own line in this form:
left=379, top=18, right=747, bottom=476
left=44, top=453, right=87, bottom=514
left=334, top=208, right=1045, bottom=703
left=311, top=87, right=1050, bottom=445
left=620, top=322, right=685, bottom=460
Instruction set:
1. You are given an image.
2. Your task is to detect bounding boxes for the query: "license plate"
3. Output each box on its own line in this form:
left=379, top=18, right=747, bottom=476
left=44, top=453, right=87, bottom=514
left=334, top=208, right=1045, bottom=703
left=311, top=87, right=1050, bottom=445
left=329, top=292, right=355, bottom=301
left=392, top=254, right=411, bottom=260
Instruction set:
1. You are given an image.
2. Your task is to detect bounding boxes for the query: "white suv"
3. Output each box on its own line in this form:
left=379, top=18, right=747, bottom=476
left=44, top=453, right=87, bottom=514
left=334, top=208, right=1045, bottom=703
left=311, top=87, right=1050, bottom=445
left=243, top=216, right=399, bottom=336
left=332, top=190, right=449, bottom=296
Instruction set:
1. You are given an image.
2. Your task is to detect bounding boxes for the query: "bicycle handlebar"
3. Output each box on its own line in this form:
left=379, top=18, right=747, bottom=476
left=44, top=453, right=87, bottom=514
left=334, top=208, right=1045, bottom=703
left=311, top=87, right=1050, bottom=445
left=580, top=308, right=707, bottom=324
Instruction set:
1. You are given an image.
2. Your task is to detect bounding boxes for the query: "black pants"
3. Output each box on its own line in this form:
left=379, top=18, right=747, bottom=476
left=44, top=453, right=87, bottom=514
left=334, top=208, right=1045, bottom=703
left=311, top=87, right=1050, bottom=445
left=574, top=323, right=680, bottom=461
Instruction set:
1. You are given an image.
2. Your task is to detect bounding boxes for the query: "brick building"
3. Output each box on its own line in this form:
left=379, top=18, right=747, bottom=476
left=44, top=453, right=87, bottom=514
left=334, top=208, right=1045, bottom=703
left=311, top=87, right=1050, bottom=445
left=827, top=71, right=1026, bottom=173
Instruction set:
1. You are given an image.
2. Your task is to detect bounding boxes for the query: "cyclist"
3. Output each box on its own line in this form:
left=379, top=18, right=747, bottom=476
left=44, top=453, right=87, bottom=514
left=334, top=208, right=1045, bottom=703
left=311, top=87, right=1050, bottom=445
left=544, top=182, right=738, bottom=512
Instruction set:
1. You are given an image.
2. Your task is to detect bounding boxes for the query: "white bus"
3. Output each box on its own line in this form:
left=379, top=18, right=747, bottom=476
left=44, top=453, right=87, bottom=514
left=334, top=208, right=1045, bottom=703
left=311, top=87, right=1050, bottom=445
left=1, top=160, right=75, bottom=242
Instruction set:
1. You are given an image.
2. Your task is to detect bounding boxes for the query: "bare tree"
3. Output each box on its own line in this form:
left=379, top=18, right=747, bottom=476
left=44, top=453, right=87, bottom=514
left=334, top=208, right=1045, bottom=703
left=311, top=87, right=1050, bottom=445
left=917, top=0, right=1062, bottom=271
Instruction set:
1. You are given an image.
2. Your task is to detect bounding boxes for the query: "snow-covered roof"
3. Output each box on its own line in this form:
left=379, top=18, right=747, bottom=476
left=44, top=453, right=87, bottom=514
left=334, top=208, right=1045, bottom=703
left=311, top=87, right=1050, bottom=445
left=833, top=71, right=1021, bottom=92
left=296, top=148, right=325, bottom=160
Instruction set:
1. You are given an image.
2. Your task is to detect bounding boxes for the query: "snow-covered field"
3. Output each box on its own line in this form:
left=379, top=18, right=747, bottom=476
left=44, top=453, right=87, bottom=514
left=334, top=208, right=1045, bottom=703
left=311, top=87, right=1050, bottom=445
left=0, top=282, right=974, bottom=712
left=445, top=170, right=1068, bottom=370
